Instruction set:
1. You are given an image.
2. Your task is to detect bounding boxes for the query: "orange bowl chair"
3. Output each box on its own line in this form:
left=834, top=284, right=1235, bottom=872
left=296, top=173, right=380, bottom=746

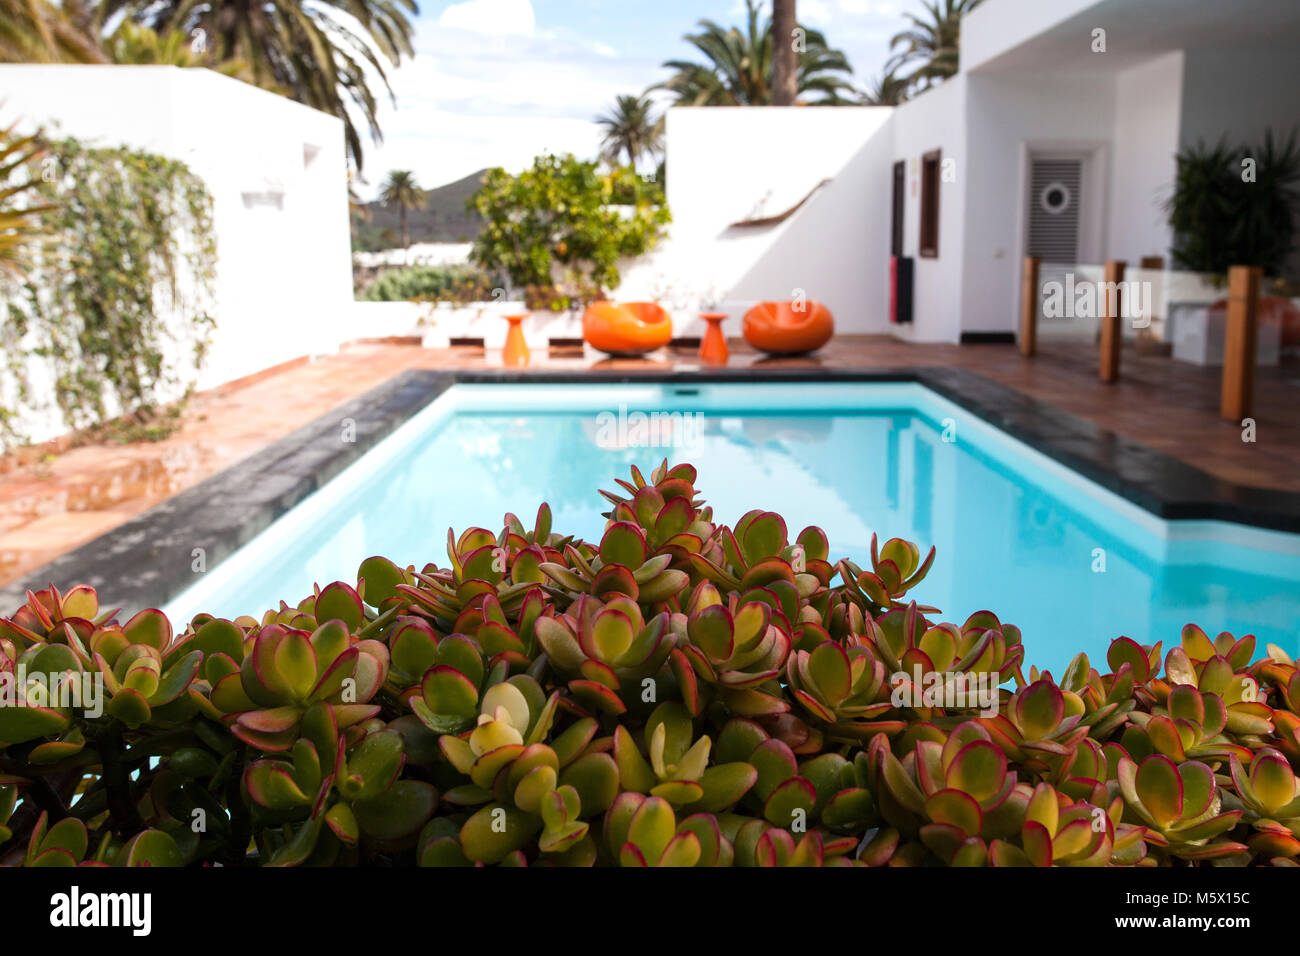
left=583, top=301, right=673, bottom=356
left=742, top=300, right=834, bottom=355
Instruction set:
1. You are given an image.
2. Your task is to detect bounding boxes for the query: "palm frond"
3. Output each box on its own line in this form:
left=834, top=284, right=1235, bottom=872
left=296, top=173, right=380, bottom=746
left=653, top=0, right=854, bottom=107
left=0, top=119, right=54, bottom=279
left=99, top=0, right=418, bottom=171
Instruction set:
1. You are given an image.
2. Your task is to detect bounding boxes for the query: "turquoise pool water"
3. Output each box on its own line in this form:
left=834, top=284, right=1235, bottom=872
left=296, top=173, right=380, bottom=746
left=164, top=383, right=1300, bottom=673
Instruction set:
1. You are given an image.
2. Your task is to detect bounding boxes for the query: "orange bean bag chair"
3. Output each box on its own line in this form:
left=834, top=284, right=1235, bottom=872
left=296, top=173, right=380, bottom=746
left=583, top=301, right=673, bottom=356
left=742, top=300, right=834, bottom=355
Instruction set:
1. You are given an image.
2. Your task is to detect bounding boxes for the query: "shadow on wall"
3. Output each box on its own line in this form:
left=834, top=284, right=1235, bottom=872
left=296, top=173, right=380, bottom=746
left=723, top=122, right=895, bottom=333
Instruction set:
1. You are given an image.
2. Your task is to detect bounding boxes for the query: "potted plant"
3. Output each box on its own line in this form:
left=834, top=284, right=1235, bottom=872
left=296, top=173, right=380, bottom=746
left=1166, top=129, right=1300, bottom=363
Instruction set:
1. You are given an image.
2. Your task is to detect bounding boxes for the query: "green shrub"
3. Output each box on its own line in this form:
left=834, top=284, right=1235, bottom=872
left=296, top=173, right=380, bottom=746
left=1167, top=128, right=1300, bottom=277
left=1, top=462, right=1297, bottom=867
left=468, top=153, right=670, bottom=296
left=358, top=264, right=495, bottom=303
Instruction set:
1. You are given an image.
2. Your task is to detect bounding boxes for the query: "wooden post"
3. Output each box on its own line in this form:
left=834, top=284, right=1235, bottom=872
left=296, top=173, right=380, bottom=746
left=1019, top=256, right=1040, bottom=357
left=1098, top=260, right=1126, bottom=383
left=1220, top=265, right=1262, bottom=421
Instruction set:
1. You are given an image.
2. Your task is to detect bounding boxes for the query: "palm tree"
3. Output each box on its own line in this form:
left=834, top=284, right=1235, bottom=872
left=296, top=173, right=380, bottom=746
left=860, top=65, right=910, bottom=106
left=771, top=0, right=796, bottom=106
left=656, top=0, right=854, bottom=107
left=379, top=169, right=424, bottom=249
left=0, top=0, right=104, bottom=62
left=348, top=178, right=370, bottom=220
left=96, top=0, right=419, bottom=172
left=595, top=94, right=664, bottom=170
left=889, top=0, right=984, bottom=93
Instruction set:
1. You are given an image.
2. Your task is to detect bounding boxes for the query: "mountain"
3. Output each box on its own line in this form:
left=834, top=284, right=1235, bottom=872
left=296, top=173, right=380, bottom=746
left=352, top=168, right=489, bottom=249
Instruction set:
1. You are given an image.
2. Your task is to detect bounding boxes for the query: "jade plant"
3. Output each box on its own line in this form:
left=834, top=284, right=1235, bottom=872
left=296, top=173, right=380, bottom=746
left=1, top=462, right=1298, bottom=867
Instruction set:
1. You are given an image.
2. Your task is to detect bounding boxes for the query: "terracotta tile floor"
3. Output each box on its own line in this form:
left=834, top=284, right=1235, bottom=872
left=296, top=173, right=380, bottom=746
left=3, top=336, right=1298, bottom=587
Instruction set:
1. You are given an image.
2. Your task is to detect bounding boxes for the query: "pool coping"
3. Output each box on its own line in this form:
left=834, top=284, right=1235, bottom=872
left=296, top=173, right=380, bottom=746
left=6, top=365, right=1299, bottom=615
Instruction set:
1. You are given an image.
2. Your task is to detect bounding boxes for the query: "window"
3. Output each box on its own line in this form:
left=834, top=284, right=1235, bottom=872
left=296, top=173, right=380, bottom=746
left=890, top=160, right=905, bottom=256
left=919, top=149, right=941, bottom=258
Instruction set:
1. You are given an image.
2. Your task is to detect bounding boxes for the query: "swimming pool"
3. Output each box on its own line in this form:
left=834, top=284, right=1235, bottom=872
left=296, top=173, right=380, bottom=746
left=162, top=381, right=1300, bottom=673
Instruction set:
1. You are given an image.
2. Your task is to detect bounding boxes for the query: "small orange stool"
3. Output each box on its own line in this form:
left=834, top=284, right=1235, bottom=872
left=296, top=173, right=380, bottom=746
left=582, top=301, right=673, bottom=356
left=699, top=312, right=729, bottom=365
left=501, top=312, right=530, bottom=367
left=742, top=300, right=834, bottom=355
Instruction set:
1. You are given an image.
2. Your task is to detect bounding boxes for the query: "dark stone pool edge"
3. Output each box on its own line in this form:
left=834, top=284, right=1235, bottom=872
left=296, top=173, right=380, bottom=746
left=1, top=370, right=456, bottom=615
left=6, top=365, right=1298, bottom=615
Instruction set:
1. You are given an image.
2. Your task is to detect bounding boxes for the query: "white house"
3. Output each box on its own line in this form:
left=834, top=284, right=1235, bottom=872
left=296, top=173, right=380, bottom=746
left=628, top=0, right=1300, bottom=344
left=0, top=65, right=354, bottom=444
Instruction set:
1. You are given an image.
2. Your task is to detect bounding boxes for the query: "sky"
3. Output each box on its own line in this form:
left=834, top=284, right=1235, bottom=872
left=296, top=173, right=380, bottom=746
left=356, top=0, right=913, bottom=197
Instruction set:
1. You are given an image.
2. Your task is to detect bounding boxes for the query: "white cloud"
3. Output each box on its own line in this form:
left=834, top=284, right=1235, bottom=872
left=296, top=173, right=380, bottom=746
left=728, top=0, right=897, bottom=32
left=357, top=25, right=655, bottom=194
left=438, top=0, right=536, bottom=37
left=353, top=0, right=905, bottom=193
left=839, top=0, right=904, bottom=13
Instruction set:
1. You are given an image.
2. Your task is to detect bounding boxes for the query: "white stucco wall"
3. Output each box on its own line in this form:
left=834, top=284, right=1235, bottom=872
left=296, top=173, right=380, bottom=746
left=962, top=0, right=1100, bottom=73
left=961, top=71, right=1117, bottom=338
left=1107, top=51, right=1183, bottom=266
left=0, top=65, right=352, bottom=444
left=889, top=77, right=968, bottom=343
left=1178, top=49, right=1300, bottom=153
left=615, top=105, right=895, bottom=336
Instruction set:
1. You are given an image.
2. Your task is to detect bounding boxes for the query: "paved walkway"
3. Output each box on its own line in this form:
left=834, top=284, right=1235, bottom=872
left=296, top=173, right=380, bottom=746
left=3, top=336, right=1297, bottom=588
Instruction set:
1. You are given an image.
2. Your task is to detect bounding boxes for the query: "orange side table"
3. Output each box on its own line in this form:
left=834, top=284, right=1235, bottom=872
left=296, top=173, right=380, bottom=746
left=699, top=312, right=729, bottom=365
left=502, top=313, right=530, bottom=367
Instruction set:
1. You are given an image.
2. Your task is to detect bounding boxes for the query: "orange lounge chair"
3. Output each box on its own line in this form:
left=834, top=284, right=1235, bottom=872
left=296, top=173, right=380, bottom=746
left=742, top=300, right=834, bottom=355
left=582, top=301, right=673, bottom=356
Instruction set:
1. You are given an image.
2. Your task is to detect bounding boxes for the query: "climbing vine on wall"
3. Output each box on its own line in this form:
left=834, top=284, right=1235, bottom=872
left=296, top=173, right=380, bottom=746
left=0, top=136, right=217, bottom=447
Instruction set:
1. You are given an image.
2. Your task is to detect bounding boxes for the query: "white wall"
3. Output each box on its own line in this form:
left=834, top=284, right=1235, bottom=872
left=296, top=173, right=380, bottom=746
left=0, top=65, right=352, bottom=444
left=726, top=117, right=895, bottom=332
left=350, top=300, right=575, bottom=348
left=962, top=0, right=1100, bottom=73
left=1108, top=51, right=1183, bottom=266
left=961, top=71, right=1116, bottom=338
left=616, top=106, right=895, bottom=336
left=890, top=77, right=968, bottom=343
left=1178, top=49, right=1300, bottom=153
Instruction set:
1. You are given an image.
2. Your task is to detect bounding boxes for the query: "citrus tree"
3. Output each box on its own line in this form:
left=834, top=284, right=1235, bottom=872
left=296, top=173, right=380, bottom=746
left=468, top=153, right=670, bottom=301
